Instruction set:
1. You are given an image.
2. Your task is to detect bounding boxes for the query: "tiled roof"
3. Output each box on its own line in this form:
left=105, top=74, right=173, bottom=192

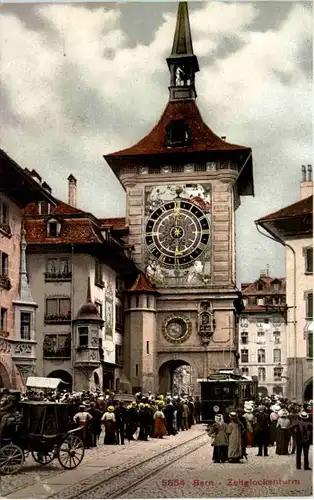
left=24, top=218, right=103, bottom=245
left=127, top=272, right=157, bottom=293
left=106, top=100, right=251, bottom=159
left=256, top=195, right=313, bottom=223
left=241, top=276, right=286, bottom=295
left=99, top=217, right=127, bottom=230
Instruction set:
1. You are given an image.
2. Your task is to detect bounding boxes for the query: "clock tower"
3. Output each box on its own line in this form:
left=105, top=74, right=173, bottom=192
left=105, top=2, right=254, bottom=396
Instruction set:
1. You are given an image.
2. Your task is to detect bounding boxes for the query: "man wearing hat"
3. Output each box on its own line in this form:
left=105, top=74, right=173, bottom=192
left=290, top=411, right=313, bottom=470
left=255, top=405, right=270, bottom=457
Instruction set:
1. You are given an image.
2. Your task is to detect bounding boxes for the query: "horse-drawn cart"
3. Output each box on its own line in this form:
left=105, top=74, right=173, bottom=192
left=0, top=401, right=84, bottom=475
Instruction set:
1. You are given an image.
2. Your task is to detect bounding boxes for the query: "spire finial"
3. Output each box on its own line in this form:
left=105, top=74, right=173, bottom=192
left=166, top=2, right=199, bottom=102
left=16, top=227, right=36, bottom=304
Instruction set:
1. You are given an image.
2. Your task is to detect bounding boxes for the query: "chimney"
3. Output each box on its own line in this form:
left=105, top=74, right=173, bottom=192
left=67, top=174, right=77, bottom=207
left=42, top=181, right=52, bottom=194
left=30, top=169, right=42, bottom=184
left=300, top=164, right=313, bottom=200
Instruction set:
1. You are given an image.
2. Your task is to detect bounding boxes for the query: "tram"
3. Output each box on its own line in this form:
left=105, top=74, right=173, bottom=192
left=198, top=370, right=258, bottom=422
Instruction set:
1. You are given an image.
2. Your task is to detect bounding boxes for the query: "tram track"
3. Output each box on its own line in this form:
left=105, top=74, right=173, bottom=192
left=49, top=432, right=208, bottom=499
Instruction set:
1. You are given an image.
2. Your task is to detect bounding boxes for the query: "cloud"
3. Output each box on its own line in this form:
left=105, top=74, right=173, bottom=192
left=0, top=2, right=312, bottom=281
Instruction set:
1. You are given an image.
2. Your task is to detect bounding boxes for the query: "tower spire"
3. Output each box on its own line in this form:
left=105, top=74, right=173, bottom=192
left=166, top=2, right=199, bottom=102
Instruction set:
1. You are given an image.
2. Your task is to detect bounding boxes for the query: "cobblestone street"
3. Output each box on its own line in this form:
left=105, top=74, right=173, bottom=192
left=0, top=425, right=312, bottom=499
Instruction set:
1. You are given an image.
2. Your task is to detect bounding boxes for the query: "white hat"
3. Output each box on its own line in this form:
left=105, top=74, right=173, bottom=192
left=278, top=409, right=289, bottom=417
left=299, top=411, right=309, bottom=419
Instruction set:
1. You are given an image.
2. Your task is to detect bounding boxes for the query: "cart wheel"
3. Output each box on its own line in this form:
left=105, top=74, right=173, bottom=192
left=0, top=444, right=24, bottom=475
left=31, top=450, right=55, bottom=465
left=58, top=435, right=84, bottom=470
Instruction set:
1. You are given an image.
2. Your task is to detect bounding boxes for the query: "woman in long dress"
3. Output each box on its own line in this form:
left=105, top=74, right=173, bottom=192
left=276, top=409, right=291, bottom=455
left=209, top=414, right=228, bottom=463
left=226, top=412, right=243, bottom=463
left=73, top=405, right=93, bottom=448
left=269, top=404, right=281, bottom=445
left=153, top=405, right=166, bottom=439
left=101, top=405, right=116, bottom=444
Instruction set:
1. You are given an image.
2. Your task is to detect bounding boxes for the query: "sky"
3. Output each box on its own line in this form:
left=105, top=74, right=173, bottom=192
left=0, top=1, right=312, bottom=284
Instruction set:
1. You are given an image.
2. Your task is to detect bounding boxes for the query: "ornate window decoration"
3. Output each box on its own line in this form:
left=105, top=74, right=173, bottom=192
left=274, top=366, right=283, bottom=381
left=241, top=332, right=248, bottom=344
left=162, top=314, right=192, bottom=344
left=241, top=367, right=249, bottom=376
left=197, top=301, right=215, bottom=345
left=240, top=317, right=248, bottom=327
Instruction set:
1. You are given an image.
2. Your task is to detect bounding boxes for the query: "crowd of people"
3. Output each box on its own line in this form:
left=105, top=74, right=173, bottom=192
left=207, top=395, right=313, bottom=471
left=17, top=389, right=201, bottom=447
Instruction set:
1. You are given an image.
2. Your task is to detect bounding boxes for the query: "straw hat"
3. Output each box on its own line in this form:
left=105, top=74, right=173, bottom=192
left=299, top=411, right=309, bottom=419
left=278, top=409, right=289, bottom=418
left=229, top=411, right=237, bottom=418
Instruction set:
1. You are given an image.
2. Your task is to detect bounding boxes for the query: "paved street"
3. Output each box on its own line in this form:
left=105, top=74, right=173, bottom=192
left=0, top=425, right=312, bottom=499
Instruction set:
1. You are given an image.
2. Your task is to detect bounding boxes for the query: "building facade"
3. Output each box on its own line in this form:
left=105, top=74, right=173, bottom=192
left=257, top=166, right=313, bottom=401
left=104, top=2, right=254, bottom=395
left=23, top=175, right=137, bottom=392
left=239, top=272, right=287, bottom=397
left=0, top=150, right=55, bottom=390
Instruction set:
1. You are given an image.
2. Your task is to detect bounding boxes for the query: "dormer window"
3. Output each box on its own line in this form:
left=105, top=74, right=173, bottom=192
left=165, top=120, right=190, bottom=147
left=272, top=281, right=280, bottom=291
left=47, top=218, right=60, bottom=237
left=38, top=201, right=51, bottom=216
left=257, top=282, right=263, bottom=291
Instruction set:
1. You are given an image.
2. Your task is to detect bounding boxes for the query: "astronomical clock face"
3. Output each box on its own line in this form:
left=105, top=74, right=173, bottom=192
left=162, top=316, right=192, bottom=344
left=145, top=200, right=209, bottom=266
left=144, top=183, right=212, bottom=287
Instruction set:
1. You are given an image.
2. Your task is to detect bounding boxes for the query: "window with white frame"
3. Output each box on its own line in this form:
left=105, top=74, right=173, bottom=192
left=47, top=258, right=70, bottom=275
left=241, top=332, right=248, bottom=344
left=241, top=349, right=248, bottom=363
left=258, top=367, right=266, bottom=382
left=38, top=201, right=51, bottom=216
left=20, top=312, right=31, bottom=340
left=273, top=348, right=281, bottom=363
left=47, top=219, right=60, bottom=237
left=257, top=297, right=265, bottom=306
left=272, top=316, right=281, bottom=326
left=257, top=349, right=265, bottom=363
left=273, top=331, right=281, bottom=344
left=240, top=317, right=248, bottom=327
left=241, top=367, right=249, bottom=376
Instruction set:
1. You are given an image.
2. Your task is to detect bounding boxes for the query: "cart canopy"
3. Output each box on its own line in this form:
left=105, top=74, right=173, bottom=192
left=26, top=377, right=68, bottom=389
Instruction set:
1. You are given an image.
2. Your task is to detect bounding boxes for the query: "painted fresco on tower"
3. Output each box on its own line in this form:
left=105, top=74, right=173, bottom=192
left=144, top=183, right=211, bottom=287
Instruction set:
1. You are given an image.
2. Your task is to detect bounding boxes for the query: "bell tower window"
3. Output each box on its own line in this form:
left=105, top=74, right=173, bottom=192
left=166, top=120, right=190, bottom=147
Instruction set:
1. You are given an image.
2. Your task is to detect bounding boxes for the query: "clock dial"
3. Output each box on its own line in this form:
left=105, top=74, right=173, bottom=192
left=145, top=200, right=210, bottom=266
left=162, top=316, right=192, bottom=344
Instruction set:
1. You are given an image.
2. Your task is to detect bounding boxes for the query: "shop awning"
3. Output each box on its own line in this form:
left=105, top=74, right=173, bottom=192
left=26, top=377, right=68, bottom=389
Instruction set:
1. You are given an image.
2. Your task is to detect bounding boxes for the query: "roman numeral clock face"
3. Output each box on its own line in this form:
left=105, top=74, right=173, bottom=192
left=145, top=200, right=210, bottom=267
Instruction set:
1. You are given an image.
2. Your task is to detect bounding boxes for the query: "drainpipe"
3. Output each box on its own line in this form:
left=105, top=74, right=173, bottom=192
left=255, top=223, right=297, bottom=399
left=71, top=244, right=75, bottom=392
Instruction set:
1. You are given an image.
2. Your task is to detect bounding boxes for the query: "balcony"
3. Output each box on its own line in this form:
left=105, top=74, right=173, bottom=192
left=74, top=347, right=100, bottom=367
left=44, top=271, right=72, bottom=282
left=0, top=275, right=11, bottom=291
left=43, top=334, right=71, bottom=359
left=44, top=313, right=71, bottom=325
left=11, top=339, right=36, bottom=362
left=0, top=222, right=11, bottom=238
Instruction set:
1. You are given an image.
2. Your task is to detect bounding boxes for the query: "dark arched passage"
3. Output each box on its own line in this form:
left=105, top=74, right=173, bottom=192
left=304, top=379, right=313, bottom=401
left=158, top=360, right=192, bottom=396
left=47, top=370, right=72, bottom=391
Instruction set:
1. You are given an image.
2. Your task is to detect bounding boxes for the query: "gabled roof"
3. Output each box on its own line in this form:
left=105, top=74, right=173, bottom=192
left=24, top=218, right=103, bottom=245
left=105, top=100, right=251, bottom=161
left=241, top=276, right=286, bottom=296
left=127, top=272, right=158, bottom=294
left=256, top=195, right=313, bottom=222
left=99, top=217, right=128, bottom=231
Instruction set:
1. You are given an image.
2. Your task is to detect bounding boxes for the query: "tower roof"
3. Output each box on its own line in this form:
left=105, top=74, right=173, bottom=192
left=76, top=277, right=100, bottom=320
left=169, top=2, right=195, bottom=59
left=127, top=272, right=158, bottom=294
